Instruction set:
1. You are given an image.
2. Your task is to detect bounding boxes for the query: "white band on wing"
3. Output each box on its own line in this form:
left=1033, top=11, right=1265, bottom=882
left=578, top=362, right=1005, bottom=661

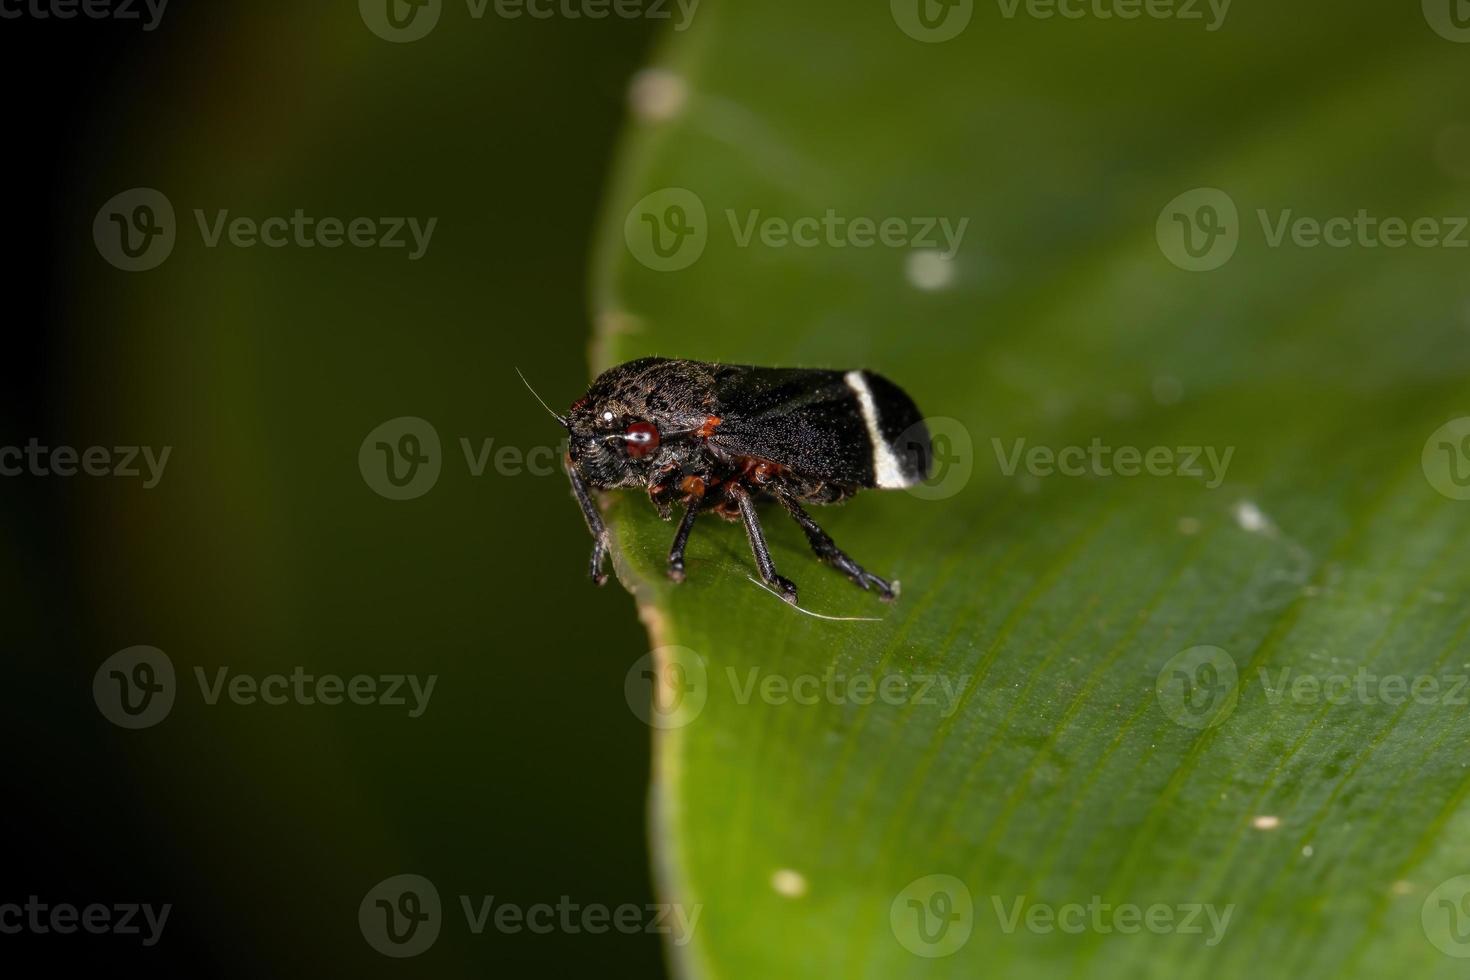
left=844, top=370, right=909, bottom=488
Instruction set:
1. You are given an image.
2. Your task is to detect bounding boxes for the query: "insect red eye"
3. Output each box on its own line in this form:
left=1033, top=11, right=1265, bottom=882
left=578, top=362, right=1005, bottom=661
left=624, top=421, right=660, bottom=458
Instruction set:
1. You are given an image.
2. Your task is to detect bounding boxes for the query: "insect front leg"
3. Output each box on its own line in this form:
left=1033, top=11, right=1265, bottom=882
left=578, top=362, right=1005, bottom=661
left=647, top=463, right=683, bottom=521
left=667, top=498, right=701, bottom=583
left=668, top=475, right=713, bottom=582
left=565, top=455, right=609, bottom=586
left=777, top=495, right=896, bottom=601
left=730, top=485, right=798, bottom=604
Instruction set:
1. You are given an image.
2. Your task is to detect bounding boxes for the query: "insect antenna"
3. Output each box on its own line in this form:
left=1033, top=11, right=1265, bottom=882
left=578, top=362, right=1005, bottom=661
left=745, top=576, right=885, bottom=622
left=515, top=367, right=568, bottom=428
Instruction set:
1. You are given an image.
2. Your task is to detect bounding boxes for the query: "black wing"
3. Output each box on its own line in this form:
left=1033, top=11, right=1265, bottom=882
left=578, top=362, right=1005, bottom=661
left=706, top=364, right=930, bottom=489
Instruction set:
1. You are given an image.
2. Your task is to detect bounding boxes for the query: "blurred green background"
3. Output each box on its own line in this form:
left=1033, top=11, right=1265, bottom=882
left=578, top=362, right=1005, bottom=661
left=32, top=1, right=666, bottom=976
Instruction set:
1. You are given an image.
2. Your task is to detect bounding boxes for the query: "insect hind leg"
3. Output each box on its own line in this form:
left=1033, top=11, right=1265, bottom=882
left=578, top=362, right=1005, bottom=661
left=778, top=495, right=896, bottom=601
left=731, top=485, right=798, bottom=604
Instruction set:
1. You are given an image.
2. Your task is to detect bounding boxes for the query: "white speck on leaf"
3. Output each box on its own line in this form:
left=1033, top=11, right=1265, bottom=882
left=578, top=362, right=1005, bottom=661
left=771, top=869, right=808, bottom=898
left=1233, top=500, right=1276, bottom=536
left=629, top=68, right=688, bottom=122
left=906, top=250, right=956, bottom=292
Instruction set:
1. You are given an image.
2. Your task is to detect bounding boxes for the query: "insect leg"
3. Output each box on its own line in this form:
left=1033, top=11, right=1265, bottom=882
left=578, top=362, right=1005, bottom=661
left=565, top=455, right=609, bottom=586
left=667, top=499, right=701, bottom=583
left=778, top=495, right=896, bottom=601
left=647, top=463, right=681, bottom=521
left=731, top=486, right=798, bottom=604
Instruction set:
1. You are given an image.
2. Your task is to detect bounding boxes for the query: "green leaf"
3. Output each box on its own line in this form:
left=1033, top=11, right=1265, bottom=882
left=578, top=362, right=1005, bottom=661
left=592, top=3, right=1470, bottom=977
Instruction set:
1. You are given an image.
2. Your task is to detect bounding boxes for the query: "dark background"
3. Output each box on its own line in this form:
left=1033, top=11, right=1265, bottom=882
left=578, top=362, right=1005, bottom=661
left=3, top=3, right=668, bottom=975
